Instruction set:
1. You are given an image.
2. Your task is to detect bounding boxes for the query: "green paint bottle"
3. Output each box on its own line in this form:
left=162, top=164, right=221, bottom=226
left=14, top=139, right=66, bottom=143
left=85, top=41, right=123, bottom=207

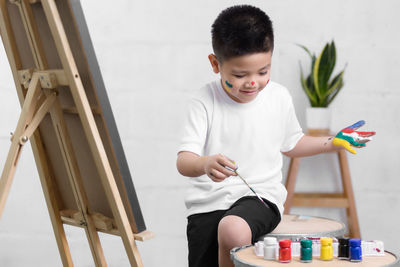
left=300, top=239, right=313, bottom=263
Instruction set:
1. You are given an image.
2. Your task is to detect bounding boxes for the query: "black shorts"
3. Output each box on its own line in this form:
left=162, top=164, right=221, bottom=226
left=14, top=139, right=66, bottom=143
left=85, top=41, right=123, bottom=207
left=186, top=196, right=281, bottom=267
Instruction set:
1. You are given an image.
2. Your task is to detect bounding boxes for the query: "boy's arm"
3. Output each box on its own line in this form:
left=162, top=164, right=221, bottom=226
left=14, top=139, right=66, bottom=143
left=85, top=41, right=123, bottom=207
left=176, top=151, right=236, bottom=181
left=176, top=151, right=208, bottom=177
left=282, top=135, right=342, bottom=158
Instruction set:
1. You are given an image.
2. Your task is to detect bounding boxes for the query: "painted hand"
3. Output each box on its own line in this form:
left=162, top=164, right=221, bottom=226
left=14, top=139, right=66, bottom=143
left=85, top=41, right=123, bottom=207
left=332, top=120, right=376, bottom=154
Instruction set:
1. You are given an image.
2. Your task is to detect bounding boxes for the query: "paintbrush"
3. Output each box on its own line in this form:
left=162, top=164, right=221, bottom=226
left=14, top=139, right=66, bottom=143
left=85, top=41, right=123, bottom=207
left=226, top=166, right=269, bottom=209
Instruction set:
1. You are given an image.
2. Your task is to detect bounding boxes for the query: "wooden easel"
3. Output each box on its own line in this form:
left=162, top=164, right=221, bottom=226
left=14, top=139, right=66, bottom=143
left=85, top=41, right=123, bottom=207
left=0, top=0, right=153, bottom=266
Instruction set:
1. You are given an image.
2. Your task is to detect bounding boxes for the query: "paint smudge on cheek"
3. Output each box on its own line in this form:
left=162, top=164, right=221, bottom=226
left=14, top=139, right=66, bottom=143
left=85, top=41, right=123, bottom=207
left=225, top=80, right=233, bottom=88
left=224, top=80, right=233, bottom=92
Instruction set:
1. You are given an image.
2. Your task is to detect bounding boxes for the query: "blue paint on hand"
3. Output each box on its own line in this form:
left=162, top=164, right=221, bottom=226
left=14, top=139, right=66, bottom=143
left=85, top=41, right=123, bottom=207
left=347, top=120, right=365, bottom=129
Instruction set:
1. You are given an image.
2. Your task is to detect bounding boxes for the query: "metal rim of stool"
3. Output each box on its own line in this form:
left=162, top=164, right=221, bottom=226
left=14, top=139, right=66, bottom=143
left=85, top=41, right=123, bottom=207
left=384, top=251, right=400, bottom=267
left=231, top=245, right=262, bottom=267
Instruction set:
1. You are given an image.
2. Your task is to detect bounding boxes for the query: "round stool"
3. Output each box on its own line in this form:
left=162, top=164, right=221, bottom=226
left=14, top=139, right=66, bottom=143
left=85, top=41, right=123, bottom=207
left=231, top=245, right=399, bottom=267
left=259, top=214, right=346, bottom=241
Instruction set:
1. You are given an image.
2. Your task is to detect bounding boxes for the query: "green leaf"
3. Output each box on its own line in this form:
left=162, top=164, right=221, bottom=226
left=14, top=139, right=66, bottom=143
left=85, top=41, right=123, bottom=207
left=328, top=41, right=337, bottom=79
left=297, top=44, right=317, bottom=90
left=312, top=48, right=323, bottom=100
left=297, top=44, right=314, bottom=59
left=317, top=42, right=336, bottom=95
left=300, top=64, right=317, bottom=106
left=326, top=78, right=344, bottom=106
left=325, top=70, right=345, bottom=98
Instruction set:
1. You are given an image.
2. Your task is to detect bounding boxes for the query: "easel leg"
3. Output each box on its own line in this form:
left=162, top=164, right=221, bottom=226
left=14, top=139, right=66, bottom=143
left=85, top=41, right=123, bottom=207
left=116, top=218, right=143, bottom=267
left=338, top=150, right=361, bottom=238
left=284, top=157, right=300, bottom=214
left=31, top=134, right=74, bottom=266
left=0, top=73, right=41, bottom=218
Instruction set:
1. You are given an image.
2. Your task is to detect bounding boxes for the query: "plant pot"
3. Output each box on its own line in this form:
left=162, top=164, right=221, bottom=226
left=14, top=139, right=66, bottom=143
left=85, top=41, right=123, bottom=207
left=306, top=107, right=331, bottom=135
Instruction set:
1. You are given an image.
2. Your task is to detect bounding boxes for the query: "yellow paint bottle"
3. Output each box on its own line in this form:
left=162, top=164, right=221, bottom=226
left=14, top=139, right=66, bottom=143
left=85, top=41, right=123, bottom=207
left=320, top=237, right=333, bottom=261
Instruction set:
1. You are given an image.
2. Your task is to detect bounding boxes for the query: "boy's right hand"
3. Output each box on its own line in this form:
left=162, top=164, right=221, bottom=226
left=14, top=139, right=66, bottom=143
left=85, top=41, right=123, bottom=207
left=203, top=154, right=237, bottom=182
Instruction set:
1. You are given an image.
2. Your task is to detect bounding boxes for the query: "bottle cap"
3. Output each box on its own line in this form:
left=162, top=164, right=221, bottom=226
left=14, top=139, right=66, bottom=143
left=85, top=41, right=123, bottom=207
left=320, top=237, right=332, bottom=246
left=279, top=239, right=291, bottom=248
left=339, top=238, right=349, bottom=246
left=300, top=239, right=312, bottom=248
left=264, top=237, right=277, bottom=245
left=349, top=238, right=361, bottom=247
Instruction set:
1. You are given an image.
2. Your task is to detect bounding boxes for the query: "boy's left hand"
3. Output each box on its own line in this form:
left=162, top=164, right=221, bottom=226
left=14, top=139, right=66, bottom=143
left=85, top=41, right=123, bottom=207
left=332, top=120, right=376, bottom=154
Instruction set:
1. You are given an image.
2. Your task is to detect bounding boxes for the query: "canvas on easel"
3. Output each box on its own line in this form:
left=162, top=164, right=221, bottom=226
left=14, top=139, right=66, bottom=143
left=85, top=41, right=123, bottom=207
left=0, top=0, right=153, bottom=266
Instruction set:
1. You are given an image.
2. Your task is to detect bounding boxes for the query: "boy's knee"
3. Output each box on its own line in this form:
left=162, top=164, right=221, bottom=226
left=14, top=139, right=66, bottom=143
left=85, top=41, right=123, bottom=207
left=217, top=215, right=252, bottom=249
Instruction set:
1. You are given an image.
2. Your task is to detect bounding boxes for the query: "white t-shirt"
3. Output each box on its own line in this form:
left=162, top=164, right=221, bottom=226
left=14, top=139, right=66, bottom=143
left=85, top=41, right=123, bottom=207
left=178, top=80, right=304, bottom=216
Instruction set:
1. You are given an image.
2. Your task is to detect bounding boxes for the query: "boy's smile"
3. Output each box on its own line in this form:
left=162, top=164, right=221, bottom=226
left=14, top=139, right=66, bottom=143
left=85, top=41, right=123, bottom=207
left=208, top=52, right=272, bottom=103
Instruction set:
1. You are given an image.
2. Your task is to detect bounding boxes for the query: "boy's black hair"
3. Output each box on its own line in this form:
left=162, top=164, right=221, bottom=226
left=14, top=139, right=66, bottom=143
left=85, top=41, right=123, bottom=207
left=211, top=5, right=274, bottom=62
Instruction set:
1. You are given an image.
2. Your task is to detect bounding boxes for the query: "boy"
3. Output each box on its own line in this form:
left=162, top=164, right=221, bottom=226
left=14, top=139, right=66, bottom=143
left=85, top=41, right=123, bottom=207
left=176, top=5, right=374, bottom=267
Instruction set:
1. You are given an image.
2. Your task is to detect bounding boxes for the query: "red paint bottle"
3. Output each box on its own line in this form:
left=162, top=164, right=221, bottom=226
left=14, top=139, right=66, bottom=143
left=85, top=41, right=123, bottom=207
left=279, top=239, right=291, bottom=263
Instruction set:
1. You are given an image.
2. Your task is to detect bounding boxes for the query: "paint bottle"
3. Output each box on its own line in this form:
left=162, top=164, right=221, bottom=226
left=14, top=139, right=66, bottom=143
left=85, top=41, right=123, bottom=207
left=254, top=241, right=264, bottom=257
left=300, top=239, right=313, bottom=262
left=279, top=239, right=291, bottom=263
left=349, top=238, right=362, bottom=262
left=338, top=238, right=350, bottom=260
left=320, top=237, right=333, bottom=261
left=263, top=237, right=277, bottom=260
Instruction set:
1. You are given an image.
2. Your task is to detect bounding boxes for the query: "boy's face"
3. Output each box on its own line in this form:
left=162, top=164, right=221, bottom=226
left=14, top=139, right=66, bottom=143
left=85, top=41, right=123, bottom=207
left=208, top=52, right=272, bottom=103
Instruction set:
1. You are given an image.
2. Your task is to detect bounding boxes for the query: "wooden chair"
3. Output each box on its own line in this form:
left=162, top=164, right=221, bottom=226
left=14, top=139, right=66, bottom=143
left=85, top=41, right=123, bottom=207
left=283, top=148, right=361, bottom=238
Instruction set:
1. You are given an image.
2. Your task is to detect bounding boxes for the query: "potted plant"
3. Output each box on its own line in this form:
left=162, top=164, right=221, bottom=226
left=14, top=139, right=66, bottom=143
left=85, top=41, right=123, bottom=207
left=299, top=40, right=345, bottom=135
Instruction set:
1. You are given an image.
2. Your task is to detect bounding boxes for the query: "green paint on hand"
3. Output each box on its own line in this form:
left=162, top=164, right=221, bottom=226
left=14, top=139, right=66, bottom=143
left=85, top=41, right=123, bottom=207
left=336, top=132, right=366, bottom=147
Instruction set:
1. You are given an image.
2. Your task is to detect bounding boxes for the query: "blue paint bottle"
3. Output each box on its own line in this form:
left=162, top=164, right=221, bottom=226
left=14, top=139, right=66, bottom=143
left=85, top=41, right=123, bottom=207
left=349, top=238, right=362, bottom=262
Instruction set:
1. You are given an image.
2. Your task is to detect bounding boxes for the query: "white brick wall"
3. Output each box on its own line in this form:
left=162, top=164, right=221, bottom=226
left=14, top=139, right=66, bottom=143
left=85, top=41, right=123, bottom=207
left=0, top=0, right=399, bottom=266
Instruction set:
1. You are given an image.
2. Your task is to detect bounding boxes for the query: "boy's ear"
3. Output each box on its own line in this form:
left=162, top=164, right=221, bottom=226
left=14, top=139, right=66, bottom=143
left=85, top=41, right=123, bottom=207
left=208, top=54, right=220, bottom=73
